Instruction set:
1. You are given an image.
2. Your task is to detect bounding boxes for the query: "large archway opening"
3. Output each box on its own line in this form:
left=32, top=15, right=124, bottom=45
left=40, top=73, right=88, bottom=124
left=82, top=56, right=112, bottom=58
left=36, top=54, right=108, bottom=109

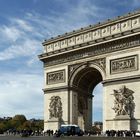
left=72, top=66, right=103, bottom=131
left=92, top=83, right=103, bottom=130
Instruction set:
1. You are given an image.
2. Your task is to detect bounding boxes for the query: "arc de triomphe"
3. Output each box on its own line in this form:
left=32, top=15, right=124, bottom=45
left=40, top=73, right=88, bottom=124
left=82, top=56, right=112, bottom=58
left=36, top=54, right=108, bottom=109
left=39, top=11, right=140, bottom=131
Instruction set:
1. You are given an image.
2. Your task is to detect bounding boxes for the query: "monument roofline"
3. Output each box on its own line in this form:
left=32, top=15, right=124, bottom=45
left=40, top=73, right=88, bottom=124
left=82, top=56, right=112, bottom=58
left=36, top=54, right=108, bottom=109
left=39, top=9, right=140, bottom=58
left=42, top=10, right=140, bottom=45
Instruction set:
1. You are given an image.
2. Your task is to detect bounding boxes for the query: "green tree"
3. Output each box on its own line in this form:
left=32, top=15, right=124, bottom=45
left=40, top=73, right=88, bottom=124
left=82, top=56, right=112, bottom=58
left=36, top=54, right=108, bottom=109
left=10, top=115, right=27, bottom=130
left=22, top=121, right=31, bottom=130
left=12, top=115, right=26, bottom=123
left=30, top=119, right=43, bottom=131
left=0, top=122, right=7, bottom=133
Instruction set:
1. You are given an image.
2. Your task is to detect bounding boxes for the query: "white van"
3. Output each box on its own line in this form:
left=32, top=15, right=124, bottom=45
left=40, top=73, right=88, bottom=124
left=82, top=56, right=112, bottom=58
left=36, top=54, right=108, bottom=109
left=58, top=124, right=84, bottom=136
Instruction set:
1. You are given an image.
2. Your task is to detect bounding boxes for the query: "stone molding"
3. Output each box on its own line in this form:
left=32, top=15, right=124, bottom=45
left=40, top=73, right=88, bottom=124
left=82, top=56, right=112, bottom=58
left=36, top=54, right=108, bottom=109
left=43, top=85, right=89, bottom=94
left=42, top=35, right=140, bottom=66
left=110, top=55, right=138, bottom=74
left=103, top=74, right=140, bottom=86
left=42, top=11, right=140, bottom=54
left=43, top=86, right=69, bottom=93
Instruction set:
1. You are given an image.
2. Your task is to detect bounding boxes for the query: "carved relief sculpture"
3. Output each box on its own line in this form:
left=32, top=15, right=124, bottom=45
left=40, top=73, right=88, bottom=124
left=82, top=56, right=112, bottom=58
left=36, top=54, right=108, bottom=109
left=110, top=55, right=138, bottom=74
left=49, top=96, right=63, bottom=119
left=92, top=58, right=106, bottom=71
left=68, top=58, right=106, bottom=79
left=112, top=85, right=135, bottom=118
left=47, top=70, right=65, bottom=84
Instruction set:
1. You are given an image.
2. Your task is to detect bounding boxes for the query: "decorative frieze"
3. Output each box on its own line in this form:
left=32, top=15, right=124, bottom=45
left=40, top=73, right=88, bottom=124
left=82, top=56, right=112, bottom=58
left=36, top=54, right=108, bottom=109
left=43, top=35, right=140, bottom=67
left=47, top=70, right=65, bottom=85
left=110, top=55, right=138, bottom=74
left=43, top=14, right=140, bottom=53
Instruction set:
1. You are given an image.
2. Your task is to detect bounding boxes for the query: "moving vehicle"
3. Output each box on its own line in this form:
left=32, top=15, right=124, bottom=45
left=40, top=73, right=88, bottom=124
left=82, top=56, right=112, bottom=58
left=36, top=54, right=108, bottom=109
left=135, top=131, right=140, bottom=137
left=58, top=124, right=84, bottom=136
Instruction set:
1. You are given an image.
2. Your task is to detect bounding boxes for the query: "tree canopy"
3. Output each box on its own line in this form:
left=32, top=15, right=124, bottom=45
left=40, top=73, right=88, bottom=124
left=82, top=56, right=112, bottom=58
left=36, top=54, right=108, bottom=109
left=0, top=115, right=43, bottom=134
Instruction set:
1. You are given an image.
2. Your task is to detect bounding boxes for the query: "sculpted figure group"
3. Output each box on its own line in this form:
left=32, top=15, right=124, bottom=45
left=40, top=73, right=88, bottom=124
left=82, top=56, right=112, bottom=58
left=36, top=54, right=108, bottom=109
left=112, top=85, right=135, bottom=118
left=49, top=96, right=62, bottom=119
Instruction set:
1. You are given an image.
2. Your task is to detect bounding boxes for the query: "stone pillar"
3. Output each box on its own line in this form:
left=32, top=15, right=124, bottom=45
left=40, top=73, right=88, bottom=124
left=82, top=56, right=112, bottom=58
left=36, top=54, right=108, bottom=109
left=86, top=95, right=93, bottom=130
left=47, top=118, right=61, bottom=131
left=69, top=90, right=78, bottom=124
left=44, top=89, right=69, bottom=131
left=113, top=115, right=131, bottom=130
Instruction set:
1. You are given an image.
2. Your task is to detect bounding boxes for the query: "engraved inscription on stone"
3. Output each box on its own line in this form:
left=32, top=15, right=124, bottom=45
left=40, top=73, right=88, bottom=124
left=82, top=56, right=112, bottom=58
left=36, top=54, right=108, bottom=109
left=110, top=55, right=138, bottom=74
left=47, top=70, right=65, bottom=84
left=49, top=96, right=62, bottom=119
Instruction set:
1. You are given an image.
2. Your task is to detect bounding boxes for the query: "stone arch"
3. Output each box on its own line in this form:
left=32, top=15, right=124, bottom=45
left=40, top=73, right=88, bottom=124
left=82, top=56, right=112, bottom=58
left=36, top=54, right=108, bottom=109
left=68, top=62, right=105, bottom=130
left=69, top=62, right=105, bottom=87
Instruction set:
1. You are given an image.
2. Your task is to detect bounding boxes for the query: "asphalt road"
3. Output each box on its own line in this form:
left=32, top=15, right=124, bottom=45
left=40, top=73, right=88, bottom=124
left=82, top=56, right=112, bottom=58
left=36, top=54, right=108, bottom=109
left=0, top=135, right=140, bottom=140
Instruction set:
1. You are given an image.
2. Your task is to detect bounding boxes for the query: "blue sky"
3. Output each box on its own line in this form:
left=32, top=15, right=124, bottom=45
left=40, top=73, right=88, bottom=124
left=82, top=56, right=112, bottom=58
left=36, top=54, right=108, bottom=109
left=0, top=0, right=140, bottom=121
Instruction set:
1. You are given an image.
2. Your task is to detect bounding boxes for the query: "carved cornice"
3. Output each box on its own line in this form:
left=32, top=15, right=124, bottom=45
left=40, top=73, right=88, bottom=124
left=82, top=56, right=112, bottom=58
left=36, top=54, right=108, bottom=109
left=40, top=10, right=140, bottom=55
left=102, top=74, right=140, bottom=86
left=43, top=86, right=69, bottom=93
left=43, top=85, right=88, bottom=94
left=41, top=35, right=140, bottom=67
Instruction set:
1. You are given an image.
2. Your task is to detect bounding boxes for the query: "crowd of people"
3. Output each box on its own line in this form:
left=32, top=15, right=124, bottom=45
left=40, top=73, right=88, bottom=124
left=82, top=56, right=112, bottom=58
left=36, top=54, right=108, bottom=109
left=43, top=129, right=139, bottom=137
left=2, top=128, right=140, bottom=137
left=83, top=130, right=139, bottom=137
left=105, top=130, right=136, bottom=137
left=4, top=129, right=43, bottom=137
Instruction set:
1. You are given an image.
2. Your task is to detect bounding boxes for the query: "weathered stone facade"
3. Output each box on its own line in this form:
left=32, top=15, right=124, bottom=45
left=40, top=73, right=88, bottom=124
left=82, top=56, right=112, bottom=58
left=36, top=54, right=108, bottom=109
left=39, top=10, right=140, bottom=131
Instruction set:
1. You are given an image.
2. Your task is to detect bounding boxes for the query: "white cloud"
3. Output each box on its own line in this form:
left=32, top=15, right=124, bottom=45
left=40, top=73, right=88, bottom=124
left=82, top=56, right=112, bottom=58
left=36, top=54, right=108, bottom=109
left=24, top=1, right=110, bottom=39
left=0, top=39, right=41, bottom=60
left=0, top=15, right=43, bottom=61
left=0, top=72, right=43, bottom=119
left=12, top=18, right=33, bottom=32
left=0, top=1, right=111, bottom=62
left=0, top=25, right=23, bottom=42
